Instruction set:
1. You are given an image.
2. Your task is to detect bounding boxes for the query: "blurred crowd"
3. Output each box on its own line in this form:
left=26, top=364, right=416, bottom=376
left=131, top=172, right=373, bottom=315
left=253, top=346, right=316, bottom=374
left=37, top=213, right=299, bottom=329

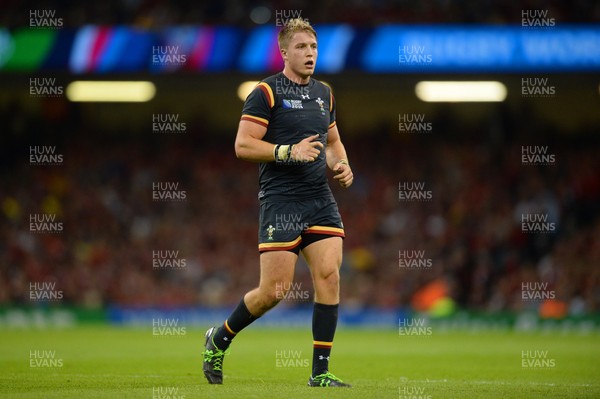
left=1, top=0, right=599, bottom=28
left=1, top=97, right=599, bottom=315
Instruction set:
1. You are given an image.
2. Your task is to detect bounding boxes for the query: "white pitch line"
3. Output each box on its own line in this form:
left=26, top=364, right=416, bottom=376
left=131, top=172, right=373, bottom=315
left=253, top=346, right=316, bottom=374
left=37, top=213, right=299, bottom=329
left=401, top=379, right=594, bottom=388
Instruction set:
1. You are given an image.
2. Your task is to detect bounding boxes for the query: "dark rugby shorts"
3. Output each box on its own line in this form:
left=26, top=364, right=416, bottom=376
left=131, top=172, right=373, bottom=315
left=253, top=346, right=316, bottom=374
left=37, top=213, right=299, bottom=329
left=258, top=197, right=345, bottom=254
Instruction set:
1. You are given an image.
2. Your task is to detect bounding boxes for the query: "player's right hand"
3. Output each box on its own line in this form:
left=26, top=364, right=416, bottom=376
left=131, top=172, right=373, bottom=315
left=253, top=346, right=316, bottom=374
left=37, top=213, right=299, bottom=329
left=292, top=134, right=323, bottom=162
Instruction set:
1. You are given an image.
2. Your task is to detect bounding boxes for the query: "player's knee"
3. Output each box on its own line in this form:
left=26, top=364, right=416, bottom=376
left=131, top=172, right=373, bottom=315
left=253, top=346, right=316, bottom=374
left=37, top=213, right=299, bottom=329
left=260, top=285, right=288, bottom=309
left=318, top=268, right=339, bottom=287
left=271, top=282, right=293, bottom=304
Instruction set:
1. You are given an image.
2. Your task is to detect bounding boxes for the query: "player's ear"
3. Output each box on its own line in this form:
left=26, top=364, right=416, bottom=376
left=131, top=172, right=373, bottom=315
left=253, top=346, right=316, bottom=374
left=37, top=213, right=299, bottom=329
left=280, top=47, right=287, bottom=61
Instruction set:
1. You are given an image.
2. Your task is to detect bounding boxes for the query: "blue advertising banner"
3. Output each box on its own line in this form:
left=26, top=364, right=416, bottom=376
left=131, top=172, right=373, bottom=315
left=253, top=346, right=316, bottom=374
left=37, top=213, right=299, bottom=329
left=363, top=25, right=600, bottom=72
left=1, top=25, right=599, bottom=73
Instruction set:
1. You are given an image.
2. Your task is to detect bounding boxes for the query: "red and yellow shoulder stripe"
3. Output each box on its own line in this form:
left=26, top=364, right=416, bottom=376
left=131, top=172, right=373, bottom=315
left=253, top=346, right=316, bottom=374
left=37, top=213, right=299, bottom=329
left=329, top=91, right=334, bottom=113
left=240, top=82, right=275, bottom=128
left=257, top=82, right=275, bottom=108
left=327, top=89, right=336, bottom=129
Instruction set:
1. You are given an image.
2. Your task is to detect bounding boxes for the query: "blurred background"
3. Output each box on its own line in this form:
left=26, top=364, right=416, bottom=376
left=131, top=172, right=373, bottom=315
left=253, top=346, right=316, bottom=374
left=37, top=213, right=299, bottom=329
left=1, top=0, right=599, bottom=329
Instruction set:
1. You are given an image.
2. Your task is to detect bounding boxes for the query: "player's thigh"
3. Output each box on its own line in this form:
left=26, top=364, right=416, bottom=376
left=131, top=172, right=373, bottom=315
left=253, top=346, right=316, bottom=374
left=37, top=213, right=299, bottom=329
left=258, top=250, right=298, bottom=289
left=301, top=236, right=343, bottom=279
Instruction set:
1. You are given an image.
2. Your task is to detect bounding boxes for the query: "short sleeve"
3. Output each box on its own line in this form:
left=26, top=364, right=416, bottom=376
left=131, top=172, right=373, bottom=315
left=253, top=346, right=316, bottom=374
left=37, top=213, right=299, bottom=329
left=328, top=89, right=336, bottom=129
left=241, top=82, right=275, bottom=128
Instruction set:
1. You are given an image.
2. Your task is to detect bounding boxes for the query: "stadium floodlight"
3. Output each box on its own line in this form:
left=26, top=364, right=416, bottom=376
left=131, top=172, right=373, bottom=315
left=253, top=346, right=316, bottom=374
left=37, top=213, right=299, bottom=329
left=66, top=81, right=156, bottom=102
left=415, top=81, right=507, bottom=102
left=237, top=81, right=260, bottom=101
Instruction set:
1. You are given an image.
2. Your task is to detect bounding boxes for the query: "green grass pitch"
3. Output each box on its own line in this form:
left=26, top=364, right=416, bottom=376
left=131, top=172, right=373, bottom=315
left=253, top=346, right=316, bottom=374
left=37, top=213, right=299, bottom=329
left=1, top=326, right=598, bottom=398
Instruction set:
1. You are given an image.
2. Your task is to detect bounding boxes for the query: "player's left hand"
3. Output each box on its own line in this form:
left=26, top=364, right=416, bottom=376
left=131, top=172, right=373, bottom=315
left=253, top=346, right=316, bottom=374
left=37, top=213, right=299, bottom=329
left=333, top=161, right=353, bottom=188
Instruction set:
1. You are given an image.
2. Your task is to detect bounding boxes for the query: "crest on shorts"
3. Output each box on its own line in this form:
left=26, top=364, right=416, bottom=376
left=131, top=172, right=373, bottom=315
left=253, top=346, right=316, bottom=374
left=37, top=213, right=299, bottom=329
left=267, top=224, right=276, bottom=240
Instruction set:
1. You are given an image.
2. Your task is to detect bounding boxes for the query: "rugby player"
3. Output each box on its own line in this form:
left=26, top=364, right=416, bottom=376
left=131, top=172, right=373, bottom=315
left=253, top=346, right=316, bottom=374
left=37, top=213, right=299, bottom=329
left=203, top=18, right=353, bottom=388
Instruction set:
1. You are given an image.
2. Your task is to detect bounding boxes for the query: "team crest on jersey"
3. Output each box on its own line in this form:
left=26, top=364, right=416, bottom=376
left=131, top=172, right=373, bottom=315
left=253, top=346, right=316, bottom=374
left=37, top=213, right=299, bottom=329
left=315, top=97, right=326, bottom=115
left=283, top=99, right=303, bottom=109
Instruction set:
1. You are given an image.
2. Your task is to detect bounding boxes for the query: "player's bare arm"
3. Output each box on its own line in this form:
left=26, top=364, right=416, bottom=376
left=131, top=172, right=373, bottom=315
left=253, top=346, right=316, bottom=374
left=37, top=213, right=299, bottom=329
left=326, top=125, right=353, bottom=188
left=235, top=120, right=323, bottom=163
left=234, top=120, right=272, bottom=162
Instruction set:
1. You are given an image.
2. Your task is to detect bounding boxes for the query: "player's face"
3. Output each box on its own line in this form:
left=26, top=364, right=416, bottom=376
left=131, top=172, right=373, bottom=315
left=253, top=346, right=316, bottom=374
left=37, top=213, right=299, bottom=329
left=282, top=31, right=318, bottom=81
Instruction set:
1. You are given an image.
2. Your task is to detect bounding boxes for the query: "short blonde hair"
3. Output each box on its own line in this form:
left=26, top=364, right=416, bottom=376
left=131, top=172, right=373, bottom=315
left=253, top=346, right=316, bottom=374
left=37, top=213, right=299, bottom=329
left=278, top=18, right=317, bottom=50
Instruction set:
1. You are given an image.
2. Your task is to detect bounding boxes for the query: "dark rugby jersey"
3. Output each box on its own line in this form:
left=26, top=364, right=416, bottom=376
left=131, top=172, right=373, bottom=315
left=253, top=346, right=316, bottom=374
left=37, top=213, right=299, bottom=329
left=241, top=72, right=336, bottom=203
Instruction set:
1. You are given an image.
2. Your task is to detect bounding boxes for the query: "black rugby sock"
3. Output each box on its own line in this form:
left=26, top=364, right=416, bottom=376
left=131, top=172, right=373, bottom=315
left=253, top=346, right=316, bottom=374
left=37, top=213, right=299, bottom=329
left=213, top=298, right=257, bottom=350
left=311, top=302, right=339, bottom=376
